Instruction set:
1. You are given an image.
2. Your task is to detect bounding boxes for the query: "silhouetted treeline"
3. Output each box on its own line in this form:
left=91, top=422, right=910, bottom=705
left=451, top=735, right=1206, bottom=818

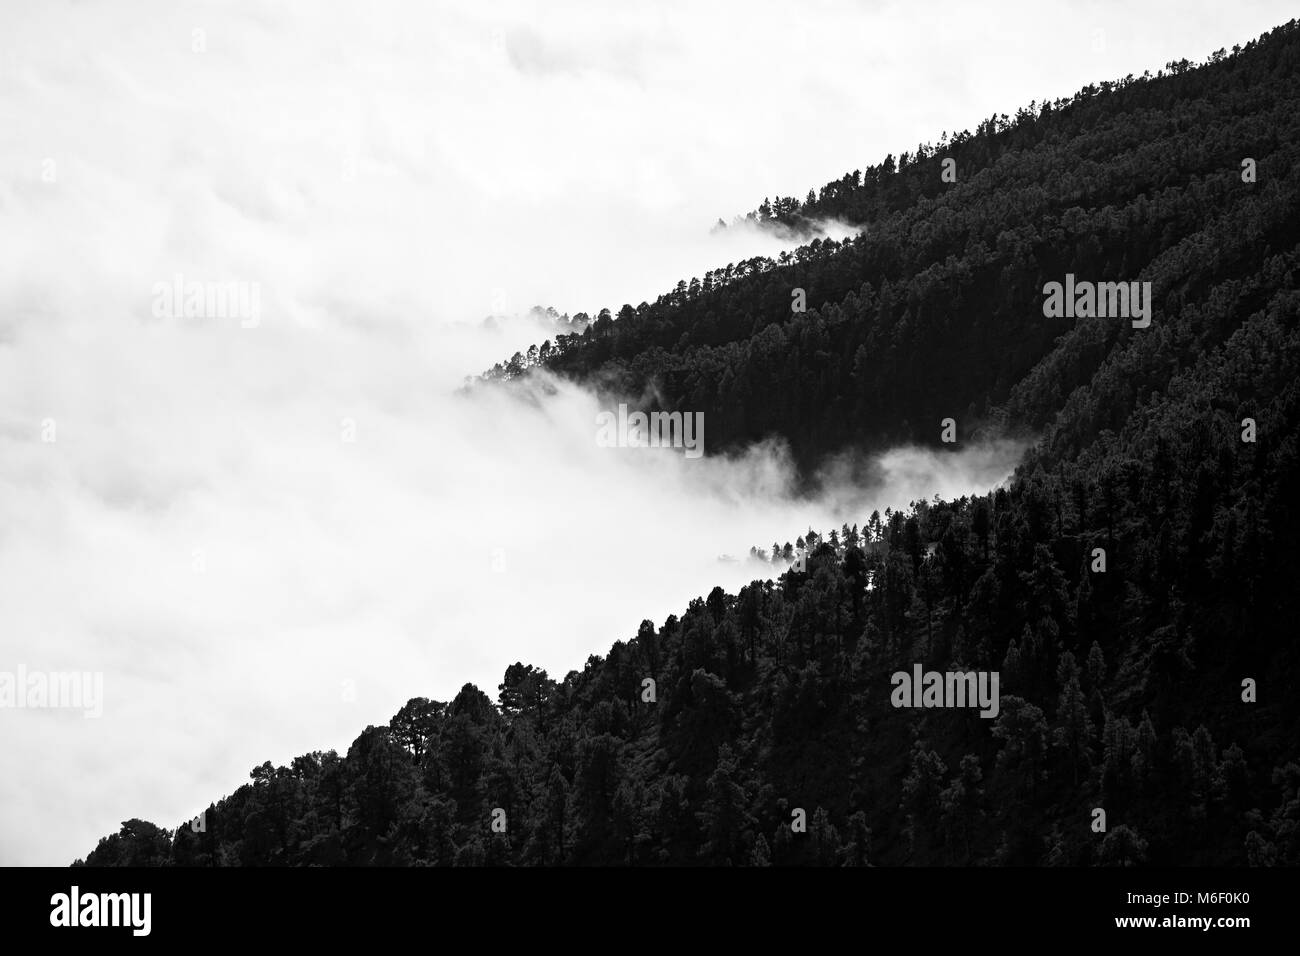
left=77, top=21, right=1300, bottom=866
left=478, top=21, right=1300, bottom=475
left=76, top=450, right=1300, bottom=865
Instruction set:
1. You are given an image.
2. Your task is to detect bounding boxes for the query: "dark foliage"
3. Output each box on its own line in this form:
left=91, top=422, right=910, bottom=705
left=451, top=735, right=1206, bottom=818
left=78, top=21, right=1300, bottom=866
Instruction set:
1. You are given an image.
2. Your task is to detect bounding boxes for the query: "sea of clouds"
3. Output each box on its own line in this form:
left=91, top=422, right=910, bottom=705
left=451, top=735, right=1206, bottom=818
left=1, top=0, right=1291, bottom=865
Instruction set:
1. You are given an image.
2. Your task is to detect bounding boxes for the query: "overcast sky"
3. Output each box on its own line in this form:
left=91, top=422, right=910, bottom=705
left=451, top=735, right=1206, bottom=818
left=1, top=0, right=1294, bottom=865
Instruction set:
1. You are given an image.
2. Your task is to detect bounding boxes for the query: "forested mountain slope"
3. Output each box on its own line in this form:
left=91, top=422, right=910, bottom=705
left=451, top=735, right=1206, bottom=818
left=78, top=21, right=1300, bottom=866
left=482, top=22, right=1300, bottom=475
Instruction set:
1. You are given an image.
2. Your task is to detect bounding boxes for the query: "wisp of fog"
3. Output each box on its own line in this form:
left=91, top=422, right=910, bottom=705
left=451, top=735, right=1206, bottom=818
left=2, top=0, right=1291, bottom=866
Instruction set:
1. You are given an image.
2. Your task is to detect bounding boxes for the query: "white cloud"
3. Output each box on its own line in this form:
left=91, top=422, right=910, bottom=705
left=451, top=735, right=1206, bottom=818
left=0, top=0, right=1292, bottom=865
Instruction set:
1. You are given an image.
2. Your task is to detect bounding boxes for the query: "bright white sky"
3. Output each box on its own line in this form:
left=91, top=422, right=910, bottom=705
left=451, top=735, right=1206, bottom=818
left=0, top=0, right=1292, bottom=865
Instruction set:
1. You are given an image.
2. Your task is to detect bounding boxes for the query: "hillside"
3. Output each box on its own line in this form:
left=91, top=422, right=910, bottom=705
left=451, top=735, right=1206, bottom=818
left=480, top=23, right=1300, bottom=476
left=77, top=20, right=1300, bottom=867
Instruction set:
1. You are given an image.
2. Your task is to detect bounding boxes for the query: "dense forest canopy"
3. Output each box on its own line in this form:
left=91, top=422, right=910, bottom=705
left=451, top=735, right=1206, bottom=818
left=80, top=20, right=1300, bottom=866
left=478, top=24, right=1298, bottom=476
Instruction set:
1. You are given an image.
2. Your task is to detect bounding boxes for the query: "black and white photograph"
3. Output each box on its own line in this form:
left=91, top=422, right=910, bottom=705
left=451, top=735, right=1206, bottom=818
left=2, top=0, right=1297, bottom=940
